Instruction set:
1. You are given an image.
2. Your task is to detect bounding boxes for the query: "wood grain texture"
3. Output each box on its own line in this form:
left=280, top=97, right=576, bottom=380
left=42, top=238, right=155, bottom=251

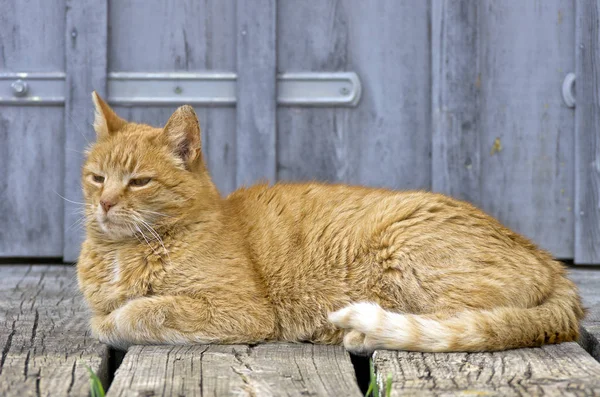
left=476, top=1, right=575, bottom=258
left=0, top=0, right=66, bottom=257
left=109, top=0, right=237, bottom=196
left=0, top=109, right=64, bottom=257
left=580, top=303, right=600, bottom=362
left=575, top=0, right=600, bottom=263
left=0, top=0, right=65, bottom=71
left=571, top=268, right=600, bottom=361
left=108, top=344, right=361, bottom=397
left=431, top=0, right=481, bottom=204
left=374, top=342, right=600, bottom=396
left=0, top=265, right=108, bottom=396
left=236, top=0, right=277, bottom=186
left=63, top=0, right=108, bottom=262
left=276, top=0, right=431, bottom=190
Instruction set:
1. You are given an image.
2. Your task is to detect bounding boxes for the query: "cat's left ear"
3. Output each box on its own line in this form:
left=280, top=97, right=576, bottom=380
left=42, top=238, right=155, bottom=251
left=163, top=105, right=202, bottom=166
left=92, top=91, right=126, bottom=138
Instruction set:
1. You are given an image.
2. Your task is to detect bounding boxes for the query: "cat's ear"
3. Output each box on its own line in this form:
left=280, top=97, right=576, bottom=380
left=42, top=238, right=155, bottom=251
left=92, top=91, right=126, bottom=138
left=163, top=105, right=202, bottom=166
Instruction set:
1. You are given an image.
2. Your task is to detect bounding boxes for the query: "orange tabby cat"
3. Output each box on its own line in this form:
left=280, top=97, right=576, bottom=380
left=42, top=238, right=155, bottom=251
left=78, top=92, right=584, bottom=352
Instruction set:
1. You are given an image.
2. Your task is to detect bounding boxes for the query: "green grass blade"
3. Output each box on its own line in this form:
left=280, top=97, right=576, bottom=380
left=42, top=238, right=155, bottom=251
left=366, top=380, right=374, bottom=397
left=385, top=373, right=393, bottom=397
left=367, top=358, right=380, bottom=397
left=85, top=365, right=105, bottom=397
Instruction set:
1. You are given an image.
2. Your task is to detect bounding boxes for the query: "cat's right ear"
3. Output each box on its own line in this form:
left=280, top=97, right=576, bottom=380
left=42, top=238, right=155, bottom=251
left=163, top=105, right=202, bottom=168
left=92, top=91, right=126, bottom=138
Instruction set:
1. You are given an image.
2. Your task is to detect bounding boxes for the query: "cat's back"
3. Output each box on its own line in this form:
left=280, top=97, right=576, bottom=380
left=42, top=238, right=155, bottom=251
left=226, top=181, right=408, bottom=233
left=224, top=181, right=547, bottom=270
left=223, top=181, right=464, bottom=272
left=225, top=181, right=475, bottom=232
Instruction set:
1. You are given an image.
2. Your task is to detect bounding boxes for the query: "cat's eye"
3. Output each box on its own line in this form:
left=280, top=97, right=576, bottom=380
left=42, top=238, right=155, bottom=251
left=92, top=174, right=105, bottom=183
left=129, top=177, right=151, bottom=187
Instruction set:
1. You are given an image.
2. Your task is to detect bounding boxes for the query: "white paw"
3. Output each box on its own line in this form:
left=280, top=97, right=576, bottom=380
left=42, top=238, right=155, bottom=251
left=328, top=302, right=384, bottom=333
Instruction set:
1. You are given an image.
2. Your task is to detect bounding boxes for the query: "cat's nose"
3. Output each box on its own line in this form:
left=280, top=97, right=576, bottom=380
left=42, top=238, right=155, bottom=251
left=100, top=199, right=116, bottom=213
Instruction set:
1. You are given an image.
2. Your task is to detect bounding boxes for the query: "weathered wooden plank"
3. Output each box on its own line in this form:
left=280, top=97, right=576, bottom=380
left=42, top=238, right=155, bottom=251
left=431, top=0, right=481, bottom=204
left=477, top=1, right=575, bottom=258
left=236, top=0, right=277, bottom=186
left=0, top=265, right=108, bottom=396
left=276, top=0, right=430, bottom=190
left=580, top=303, right=600, bottom=363
left=108, top=344, right=362, bottom=396
left=0, top=0, right=65, bottom=257
left=374, top=342, right=600, bottom=396
left=109, top=0, right=237, bottom=195
left=570, top=268, right=600, bottom=359
left=63, top=0, right=108, bottom=262
left=575, top=0, right=600, bottom=263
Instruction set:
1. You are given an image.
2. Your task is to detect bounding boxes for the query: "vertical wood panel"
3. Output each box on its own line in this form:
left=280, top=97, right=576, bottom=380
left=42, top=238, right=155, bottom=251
left=236, top=0, right=277, bottom=186
left=432, top=0, right=481, bottom=203
left=0, top=0, right=65, bottom=70
left=0, top=109, right=64, bottom=256
left=0, top=0, right=65, bottom=256
left=63, top=0, right=108, bottom=261
left=277, top=0, right=431, bottom=190
left=109, top=0, right=237, bottom=195
left=575, top=0, right=600, bottom=263
left=477, top=1, right=575, bottom=258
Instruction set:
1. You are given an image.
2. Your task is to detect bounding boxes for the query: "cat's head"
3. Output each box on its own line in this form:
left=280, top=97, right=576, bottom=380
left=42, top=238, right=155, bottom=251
left=82, top=92, right=218, bottom=239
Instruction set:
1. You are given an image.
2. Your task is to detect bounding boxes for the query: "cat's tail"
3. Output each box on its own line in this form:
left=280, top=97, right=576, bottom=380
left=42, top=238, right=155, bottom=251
left=328, top=277, right=585, bottom=353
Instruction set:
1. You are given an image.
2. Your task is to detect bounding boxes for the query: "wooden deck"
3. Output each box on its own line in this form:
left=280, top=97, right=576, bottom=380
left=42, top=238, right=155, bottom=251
left=0, top=265, right=598, bottom=396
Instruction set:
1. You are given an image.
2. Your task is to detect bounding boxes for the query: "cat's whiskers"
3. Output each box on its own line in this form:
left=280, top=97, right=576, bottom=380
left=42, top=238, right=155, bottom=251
left=132, top=214, right=172, bottom=265
left=67, top=216, right=87, bottom=232
left=129, top=213, right=167, bottom=260
left=125, top=222, right=145, bottom=246
left=136, top=209, right=172, bottom=218
left=53, top=190, right=90, bottom=206
left=133, top=223, right=160, bottom=255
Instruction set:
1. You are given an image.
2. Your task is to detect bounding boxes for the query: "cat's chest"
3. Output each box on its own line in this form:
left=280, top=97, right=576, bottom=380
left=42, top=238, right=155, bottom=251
left=111, top=249, right=167, bottom=294
left=86, top=248, right=168, bottom=313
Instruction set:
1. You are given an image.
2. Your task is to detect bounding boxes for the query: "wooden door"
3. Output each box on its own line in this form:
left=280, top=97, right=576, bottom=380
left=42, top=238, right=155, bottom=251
left=0, top=0, right=66, bottom=257
left=2, top=0, right=598, bottom=264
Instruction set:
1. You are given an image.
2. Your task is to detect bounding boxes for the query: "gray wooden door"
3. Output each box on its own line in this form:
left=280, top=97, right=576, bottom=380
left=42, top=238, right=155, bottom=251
left=0, top=0, right=66, bottom=257
left=1, top=0, right=599, bottom=264
left=432, top=0, right=576, bottom=259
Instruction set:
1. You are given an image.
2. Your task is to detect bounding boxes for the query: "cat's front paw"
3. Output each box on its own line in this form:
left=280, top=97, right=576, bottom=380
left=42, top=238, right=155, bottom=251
left=90, top=312, right=132, bottom=350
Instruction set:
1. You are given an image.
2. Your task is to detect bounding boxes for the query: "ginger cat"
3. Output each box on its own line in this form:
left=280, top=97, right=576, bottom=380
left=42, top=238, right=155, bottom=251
left=78, top=92, right=584, bottom=353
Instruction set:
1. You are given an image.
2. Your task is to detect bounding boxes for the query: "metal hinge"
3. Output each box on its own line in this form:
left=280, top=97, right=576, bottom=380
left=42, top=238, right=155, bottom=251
left=0, top=72, right=362, bottom=107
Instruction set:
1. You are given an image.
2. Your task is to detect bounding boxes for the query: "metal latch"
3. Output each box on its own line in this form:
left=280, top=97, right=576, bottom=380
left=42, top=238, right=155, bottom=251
left=1, top=71, right=362, bottom=107
left=562, top=72, right=576, bottom=108
left=0, top=72, right=65, bottom=105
